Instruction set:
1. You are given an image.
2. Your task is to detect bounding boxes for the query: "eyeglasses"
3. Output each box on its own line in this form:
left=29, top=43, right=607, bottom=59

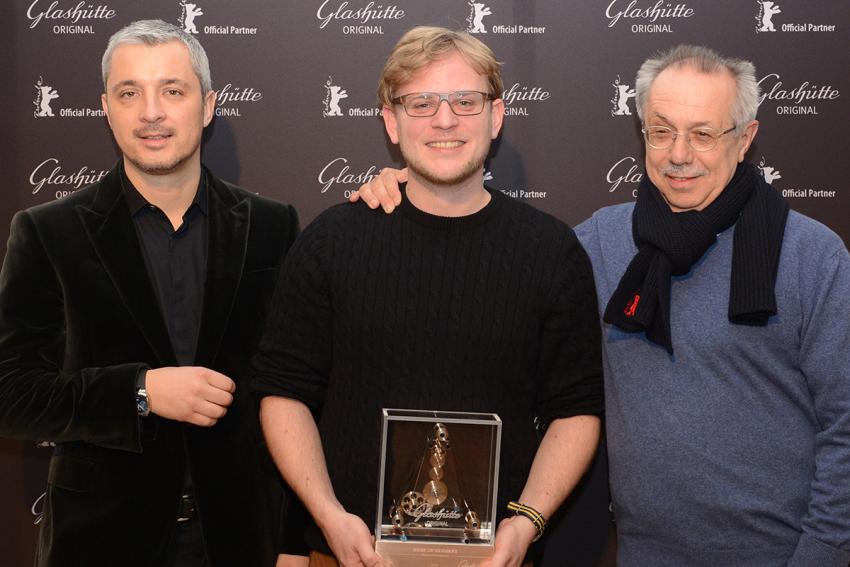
left=642, top=125, right=737, bottom=152
left=391, top=91, right=494, bottom=117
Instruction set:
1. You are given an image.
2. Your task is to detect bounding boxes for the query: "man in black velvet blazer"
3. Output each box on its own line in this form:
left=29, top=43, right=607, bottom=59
left=0, top=20, right=299, bottom=567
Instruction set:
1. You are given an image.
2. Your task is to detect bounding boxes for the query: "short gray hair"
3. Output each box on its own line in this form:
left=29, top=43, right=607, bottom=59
left=102, top=19, right=212, bottom=95
left=635, top=44, right=759, bottom=132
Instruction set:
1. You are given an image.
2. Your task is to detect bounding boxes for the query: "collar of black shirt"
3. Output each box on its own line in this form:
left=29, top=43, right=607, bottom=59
left=120, top=162, right=208, bottom=219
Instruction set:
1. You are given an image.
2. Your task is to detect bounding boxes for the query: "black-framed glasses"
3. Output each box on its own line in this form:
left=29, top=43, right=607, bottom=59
left=642, top=124, right=737, bottom=152
left=391, top=91, right=494, bottom=117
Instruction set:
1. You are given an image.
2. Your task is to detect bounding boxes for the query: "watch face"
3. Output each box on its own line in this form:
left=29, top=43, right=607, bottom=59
left=136, top=390, right=149, bottom=416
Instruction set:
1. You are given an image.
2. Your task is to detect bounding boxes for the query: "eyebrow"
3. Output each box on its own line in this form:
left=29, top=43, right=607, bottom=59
left=110, top=78, right=192, bottom=93
left=650, top=112, right=716, bottom=128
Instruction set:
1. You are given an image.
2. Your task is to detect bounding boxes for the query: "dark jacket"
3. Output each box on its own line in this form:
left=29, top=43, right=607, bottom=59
left=0, top=164, right=298, bottom=566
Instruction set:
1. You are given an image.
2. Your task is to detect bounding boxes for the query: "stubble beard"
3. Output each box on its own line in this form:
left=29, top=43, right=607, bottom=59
left=126, top=139, right=200, bottom=177
left=402, top=143, right=489, bottom=188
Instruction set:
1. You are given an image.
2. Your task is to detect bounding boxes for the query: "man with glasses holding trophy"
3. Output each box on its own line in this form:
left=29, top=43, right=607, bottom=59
left=252, top=26, right=604, bottom=567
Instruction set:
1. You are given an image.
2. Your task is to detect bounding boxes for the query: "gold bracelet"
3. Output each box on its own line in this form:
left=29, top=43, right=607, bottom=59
left=506, top=501, right=546, bottom=542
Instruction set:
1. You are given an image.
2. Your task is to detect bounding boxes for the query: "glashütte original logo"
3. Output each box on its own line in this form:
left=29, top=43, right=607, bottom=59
left=316, top=0, right=405, bottom=35
left=759, top=156, right=836, bottom=199
left=610, top=75, right=636, bottom=116
left=32, top=76, right=105, bottom=119
left=501, top=82, right=550, bottom=117
left=30, top=157, right=109, bottom=199
left=757, top=72, right=840, bottom=116
left=215, top=83, right=262, bottom=117
left=755, top=1, right=837, bottom=34
left=465, top=1, right=546, bottom=35
left=318, top=157, right=381, bottom=197
left=605, top=0, right=694, bottom=33
left=26, top=0, right=116, bottom=34
left=607, top=156, right=642, bottom=197
left=178, top=0, right=258, bottom=35
left=32, top=491, right=46, bottom=526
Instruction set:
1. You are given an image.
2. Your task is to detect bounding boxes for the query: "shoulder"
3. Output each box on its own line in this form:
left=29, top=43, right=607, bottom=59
left=783, top=210, right=845, bottom=255
left=303, top=200, right=378, bottom=238
left=22, top=183, right=99, bottom=224
left=574, top=202, right=634, bottom=250
left=8, top=182, right=106, bottom=254
left=492, top=190, right=578, bottom=243
left=576, top=202, right=634, bottom=234
left=780, top=210, right=848, bottom=275
left=214, top=176, right=295, bottom=219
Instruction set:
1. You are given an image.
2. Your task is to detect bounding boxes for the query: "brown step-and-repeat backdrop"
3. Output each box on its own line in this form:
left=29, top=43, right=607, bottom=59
left=2, top=1, right=847, bottom=564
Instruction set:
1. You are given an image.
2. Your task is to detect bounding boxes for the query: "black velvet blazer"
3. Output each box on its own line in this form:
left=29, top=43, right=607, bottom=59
left=0, top=164, right=298, bottom=566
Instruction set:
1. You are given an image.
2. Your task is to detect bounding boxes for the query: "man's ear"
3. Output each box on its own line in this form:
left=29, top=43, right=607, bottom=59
left=382, top=105, right=400, bottom=144
left=737, top=119, right=759, bottom=161
left=490, top=98, right=505, bottom=140
left=101, top=93, right=112, bottom=128
left=203, top=89, right=216, bottom=127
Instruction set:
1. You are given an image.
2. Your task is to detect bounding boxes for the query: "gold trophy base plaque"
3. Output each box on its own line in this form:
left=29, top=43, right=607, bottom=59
left=376, top=539, right=494, bottom=567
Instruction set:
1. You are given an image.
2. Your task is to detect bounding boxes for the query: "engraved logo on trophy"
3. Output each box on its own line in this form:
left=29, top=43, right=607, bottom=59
left=388, top=424, right=480, bottom=539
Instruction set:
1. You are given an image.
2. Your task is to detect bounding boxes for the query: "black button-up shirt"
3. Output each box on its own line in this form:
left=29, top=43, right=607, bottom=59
left=122, top=167, right=208, bottom=367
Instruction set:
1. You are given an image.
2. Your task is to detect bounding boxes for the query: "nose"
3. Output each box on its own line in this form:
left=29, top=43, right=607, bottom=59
left=430, top=99, right=459, bottom=129
left=139, top=91, right=165, bottom=123
left=669, top=132, right=692, bottom=165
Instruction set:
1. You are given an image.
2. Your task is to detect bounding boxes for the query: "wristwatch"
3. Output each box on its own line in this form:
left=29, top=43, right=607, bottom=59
left=135, top=369, right=150, bottom=417
left=135, top=387, right=150, bottom=417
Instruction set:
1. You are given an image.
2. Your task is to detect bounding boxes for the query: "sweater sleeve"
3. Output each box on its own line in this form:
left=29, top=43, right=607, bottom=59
left=789, top=242, right=850, bottom=566
left=534, top=230, right=604, bottom=423
left=250, top=213, right=333, bottom=413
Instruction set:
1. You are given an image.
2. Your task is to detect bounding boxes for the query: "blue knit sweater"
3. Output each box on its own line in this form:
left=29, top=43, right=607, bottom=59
left=577, top=203, right=850, bottom=567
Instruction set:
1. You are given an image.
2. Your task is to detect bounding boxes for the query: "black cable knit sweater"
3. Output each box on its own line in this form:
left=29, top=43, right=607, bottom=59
left=252, top=187, right=603, bottom=553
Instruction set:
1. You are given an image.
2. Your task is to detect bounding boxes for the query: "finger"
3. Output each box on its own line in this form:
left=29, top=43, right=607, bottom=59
left=205, top=370, right=236, bottom=393
left=393, top=169, right=407, bottom=204
left=348, top=190, right=362, bottom=203
left=194, top=400, right=228, bottom=420
left=356, top=543, right=383, bottom=567
left=372, top=184, right=395, bottom=214
left=354, top=186, right=380, bottom=209
left=204, top=386, right=234, bottom=408
left=188, top=412, right=217, bottom=427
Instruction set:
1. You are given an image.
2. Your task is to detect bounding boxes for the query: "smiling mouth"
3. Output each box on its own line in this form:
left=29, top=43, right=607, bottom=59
left=427, top=141, right=464, bottom=149
left=135, top=127, right=174, bottom=141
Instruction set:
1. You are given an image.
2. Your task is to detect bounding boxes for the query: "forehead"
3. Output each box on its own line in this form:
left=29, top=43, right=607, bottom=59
left=107, top=40, right=196, bottom=86
left=645, top=64, right=737, bottom=125
left=399, top=51, right=489, bottom=94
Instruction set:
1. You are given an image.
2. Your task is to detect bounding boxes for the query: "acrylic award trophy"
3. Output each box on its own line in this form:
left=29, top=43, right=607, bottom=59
left=375, top=409, right=502, bottom=567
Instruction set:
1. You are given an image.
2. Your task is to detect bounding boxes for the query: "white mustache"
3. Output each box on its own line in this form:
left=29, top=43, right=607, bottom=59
left=661, top=165, right=706, bottom=178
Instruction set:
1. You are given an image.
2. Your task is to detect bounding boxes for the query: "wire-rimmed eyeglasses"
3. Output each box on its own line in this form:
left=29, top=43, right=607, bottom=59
left=641, top=124, right=737, bottom=152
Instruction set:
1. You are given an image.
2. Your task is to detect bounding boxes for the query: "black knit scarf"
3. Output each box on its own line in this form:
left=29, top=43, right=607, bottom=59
left=603, top=162, right=789, bottom=354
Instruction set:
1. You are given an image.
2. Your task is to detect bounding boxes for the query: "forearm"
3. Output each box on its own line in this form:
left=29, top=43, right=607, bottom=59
left=517, top=414, right=601, bottom=518
left=260, top=395, right=343, bottom=527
